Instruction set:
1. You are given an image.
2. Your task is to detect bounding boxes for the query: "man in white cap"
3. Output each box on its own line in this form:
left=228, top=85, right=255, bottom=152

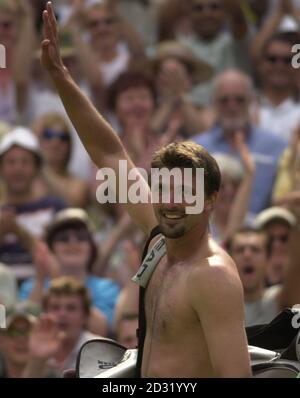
left=254, top=206, right=296, bottom=286
left=0, top=127, right=66, bottom=281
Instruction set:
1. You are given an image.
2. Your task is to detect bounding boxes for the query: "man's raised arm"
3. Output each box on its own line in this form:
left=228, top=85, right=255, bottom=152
left=41, top=2, right=156, bottom=235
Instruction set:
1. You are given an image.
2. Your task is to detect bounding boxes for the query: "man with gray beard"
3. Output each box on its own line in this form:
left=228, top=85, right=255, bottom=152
left=193, top=69, right=286, bottom=222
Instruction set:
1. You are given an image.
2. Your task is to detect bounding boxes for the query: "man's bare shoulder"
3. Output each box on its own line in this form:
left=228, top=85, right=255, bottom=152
left=187, top=239, right=244, bottom=312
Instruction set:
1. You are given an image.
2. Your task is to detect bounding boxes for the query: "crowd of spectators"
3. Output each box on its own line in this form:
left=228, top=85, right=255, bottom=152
left=1, top=0, right=300, bottom=377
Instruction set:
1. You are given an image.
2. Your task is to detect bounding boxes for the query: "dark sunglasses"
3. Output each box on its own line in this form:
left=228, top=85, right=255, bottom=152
left=217, top=95, right=247, bottom=105
left=193, top=3, right=221, bottom=12
left=42, top=128, right=70, bottom=142
left=88, top=17, right=118, bottom=29
left=265, top=54, right=292, bottom=66
left=53, top=229, right=90, bottom=243
left=270, top=234, right=289, bottom=244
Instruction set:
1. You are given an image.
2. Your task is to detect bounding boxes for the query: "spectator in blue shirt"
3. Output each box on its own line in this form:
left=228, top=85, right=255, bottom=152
left=193, top=69, right=287, bottom=222
left=19, top=208, right=120, bottom=330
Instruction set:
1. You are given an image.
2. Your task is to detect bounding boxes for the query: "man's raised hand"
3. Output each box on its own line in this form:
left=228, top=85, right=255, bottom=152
left=41, top=2, right=64, bottom=73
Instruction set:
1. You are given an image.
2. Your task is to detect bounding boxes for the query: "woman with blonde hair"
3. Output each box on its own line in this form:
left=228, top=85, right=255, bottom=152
left=32, top=112, right=90, bottom=208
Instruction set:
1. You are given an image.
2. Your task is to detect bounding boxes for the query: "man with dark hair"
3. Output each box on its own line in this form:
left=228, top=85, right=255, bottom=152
left=227, top=225, right=300, bottom=326
left=40, top=3, right=251, bottom=378
left=0, top=127, right=66, bottom=281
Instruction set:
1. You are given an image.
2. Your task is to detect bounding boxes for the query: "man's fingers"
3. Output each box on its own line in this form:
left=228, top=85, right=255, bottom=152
left=43, top=10, right=52, bottom=41
left=46, top=2, right=59, bottom=41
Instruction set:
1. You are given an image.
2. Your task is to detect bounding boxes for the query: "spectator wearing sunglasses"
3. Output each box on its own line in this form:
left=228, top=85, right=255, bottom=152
left=254, top=207, right=296, bottom=287
left=19, top=208, right=120, bottom=330
left=31, top=113, right=90, bottom=209
left=180, top=0, right=251, bottom=75
left=226, top=223, right=300, bottom=326
left=0, top=127, right=66, bottom=281
left=193, top=69, right=286, bottom=222
left=252, top=32, right=300, bottom=141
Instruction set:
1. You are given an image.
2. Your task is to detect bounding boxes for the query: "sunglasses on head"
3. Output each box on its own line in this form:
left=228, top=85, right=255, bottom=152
left=193, top=2, right=221, bottom=12
left=88, top=17, right=118, bottom=29
left=53, top=229, right=90, bottom=243
left=217, top=95, right=247, bottom=105
left=42, top=128, right=70, bottom=142
left=265, top=54, right=292, bottom=66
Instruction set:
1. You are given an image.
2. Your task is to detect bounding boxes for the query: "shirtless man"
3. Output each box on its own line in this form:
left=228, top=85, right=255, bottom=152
left=41, top=2, right=251, bottom=378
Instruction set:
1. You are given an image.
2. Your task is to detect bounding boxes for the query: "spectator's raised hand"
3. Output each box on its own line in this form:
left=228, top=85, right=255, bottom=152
left=232, top=131, right=255, bottom=175
left=28, top=314, right=65, bottom=361
left=41, top=2, right=64, bottom=73
left=0, top=207, right=18, bottom=238
left=32, top=240, right=60, bottom=281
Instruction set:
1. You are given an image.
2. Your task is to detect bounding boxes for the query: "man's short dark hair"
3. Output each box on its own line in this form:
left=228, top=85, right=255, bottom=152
left=151, top=141, right=221, bottom=198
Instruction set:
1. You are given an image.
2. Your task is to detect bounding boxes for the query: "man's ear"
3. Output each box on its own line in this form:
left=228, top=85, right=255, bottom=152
left=204, top=191, right=219, bottom=213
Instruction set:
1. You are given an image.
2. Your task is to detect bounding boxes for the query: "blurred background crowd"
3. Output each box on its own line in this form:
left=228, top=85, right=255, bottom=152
left=1, top=0, right=300, bottom=378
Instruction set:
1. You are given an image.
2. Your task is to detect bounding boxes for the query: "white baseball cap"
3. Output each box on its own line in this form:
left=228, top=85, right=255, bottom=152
left=0, top=126, right=42, bottom=163
left=254, top=207, right=297, bottom=229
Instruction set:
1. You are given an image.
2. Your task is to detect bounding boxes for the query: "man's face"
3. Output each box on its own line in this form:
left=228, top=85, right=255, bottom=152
left=230, top=233, right=268, bottom=293
left=214, top=78, right=251, bottom=132
left=260, top=41, right=295, bottom=89
left=45, top=295, right=87, bottom=341
left=191, top=0, right=224, bottom=40
left=0, top=146, right=38, bottom=196
left=117, top=319, right=138, bottom=349
left=152, top=171, right=215, bottom=239
left=0, top=317, right=31, bottom=367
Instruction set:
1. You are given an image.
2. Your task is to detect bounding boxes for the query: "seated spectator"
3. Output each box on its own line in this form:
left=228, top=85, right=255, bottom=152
left=150, top=41, right=214, bottom=137
left=0, top=127, right=65, bottom=280
left=79, top=0, right=145, bottom=87
left=0, top=263, right=17, bottom=310
left=211, top=132, right=255, bottom=244
left=19, top=208, right=119, bottom=330
left=106, top=71, right=166, bottom=170
left=193, top=69, right=287, bottom=222
left=115, top=312, right=138, bottom=350
left=0, top=304, right=37, bottom=378
left=252, top=32, right=300, bottom=141
left=226, top=225, right=300, bottom=326
left=181, top=0, right=250, bottom=73
left=253, top=207, right=296, bottom=286
left=32, top=112, right=90, bottom=209
left=23, top=277, right=101, bottom=378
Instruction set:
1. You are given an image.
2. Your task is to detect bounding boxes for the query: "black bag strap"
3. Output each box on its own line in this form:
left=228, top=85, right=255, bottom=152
left=136, top=225, right=161, bottom=377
